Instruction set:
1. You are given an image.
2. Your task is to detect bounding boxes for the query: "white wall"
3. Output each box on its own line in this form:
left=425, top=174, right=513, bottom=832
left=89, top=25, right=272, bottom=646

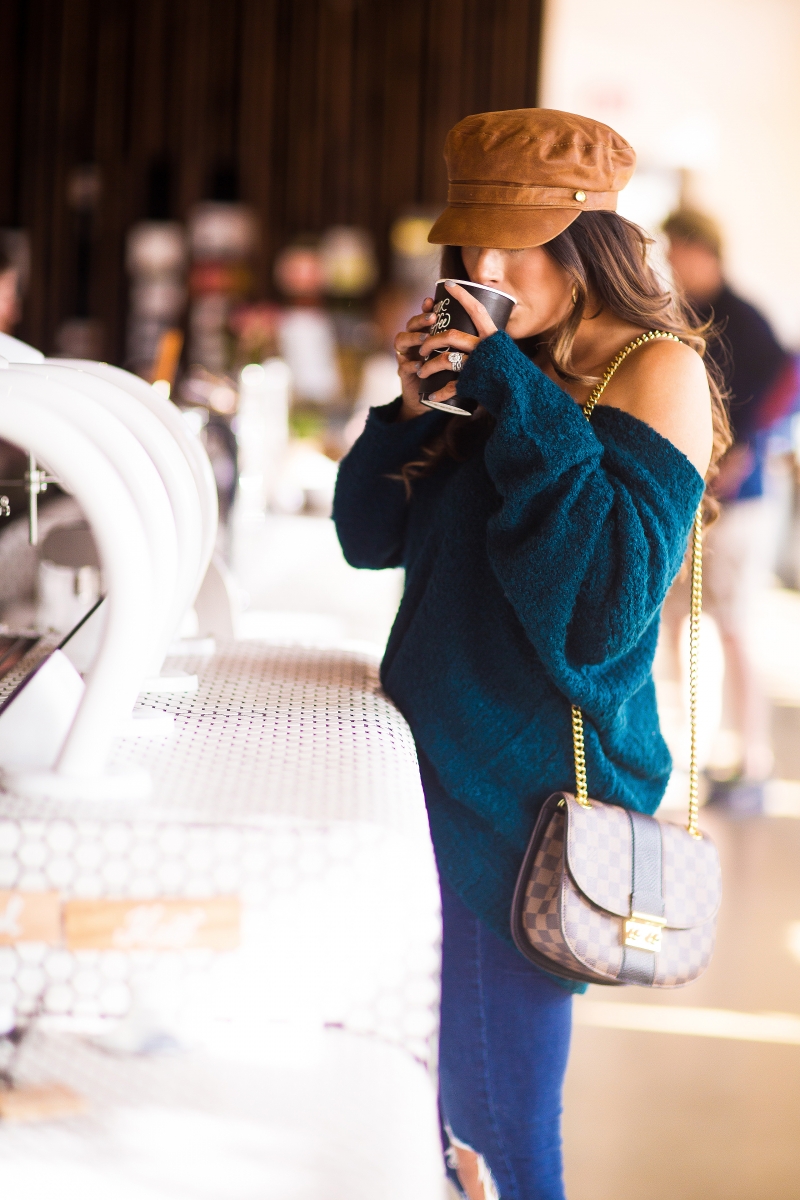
left=540, top=0, right=800, bottom=346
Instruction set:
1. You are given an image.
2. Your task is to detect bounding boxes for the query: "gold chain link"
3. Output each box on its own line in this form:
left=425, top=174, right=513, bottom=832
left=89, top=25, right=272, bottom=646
left=687, top=507, right=703, bottom=838
left=571, top=330, right=703, bottom=836
left=571, top=704, right=590, bottom=808
left=582, top=329, right=682, bottom=420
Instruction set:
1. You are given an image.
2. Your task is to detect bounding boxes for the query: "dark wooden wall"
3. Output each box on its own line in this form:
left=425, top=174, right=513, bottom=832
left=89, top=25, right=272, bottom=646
left=0, top=0, right=543, bottom=363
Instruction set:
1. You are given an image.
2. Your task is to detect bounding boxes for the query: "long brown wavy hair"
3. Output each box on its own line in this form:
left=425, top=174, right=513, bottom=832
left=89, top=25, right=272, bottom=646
left=398, top=211, right=731, bottom=523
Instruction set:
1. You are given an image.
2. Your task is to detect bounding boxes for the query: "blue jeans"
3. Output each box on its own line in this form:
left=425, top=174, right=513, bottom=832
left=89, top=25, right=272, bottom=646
left=438, top=878, right=573, bottom=1200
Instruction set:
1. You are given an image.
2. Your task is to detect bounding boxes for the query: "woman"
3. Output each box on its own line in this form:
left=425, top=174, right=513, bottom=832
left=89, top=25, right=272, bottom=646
left=333, top=109, right=730, bottom=1200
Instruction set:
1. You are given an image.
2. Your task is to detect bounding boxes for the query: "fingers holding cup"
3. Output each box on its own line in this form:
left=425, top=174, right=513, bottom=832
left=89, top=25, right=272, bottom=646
left=418, top=325, right=479, bottom=360
left=405, top=299, right=436, bottom=335
left=417, top=336, right=475, bottom=379
left=444, top=281, right=499, bottom=340
left=419, top=278, right=516, bottom=414
left=394, top=328, right=429, bottom=362
left=425, top=380, right=459, bottom=406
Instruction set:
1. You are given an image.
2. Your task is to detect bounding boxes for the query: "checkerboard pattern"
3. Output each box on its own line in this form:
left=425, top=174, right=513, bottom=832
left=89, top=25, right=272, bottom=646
left=561, top=881, right=625, bottom=980
left=660, top=821, right=721, bottom=928
left=522, top=811, right=581, bottom=973
left=653, top=919, right=717, bottom=986
left=519, top=792, right=722, bottom=988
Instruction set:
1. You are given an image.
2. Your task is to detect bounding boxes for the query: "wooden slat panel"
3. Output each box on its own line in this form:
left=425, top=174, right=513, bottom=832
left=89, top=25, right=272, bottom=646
left=7, top=0, right=544, bottom=361
left=420, top=1, right=470, bottom=204
left=317, top=0, right=355, bottom=224
left=489, top=0, right=537, bottom=112
left=0, top=2, right=24, bottom=225
left=238, top=0, right=280, bottom=293
left=347, top=0, right=386, bottom=227
left=127, top=0, right=172, bottom=186
left=460, top=0, right=499, bottom=117
left=379, top=2, right=427, bottom=216
left=93, top=0, right=135, bottom=359
left=172, top=0, right=216, bottom=214
left=16, top=0, right=69, bottom=350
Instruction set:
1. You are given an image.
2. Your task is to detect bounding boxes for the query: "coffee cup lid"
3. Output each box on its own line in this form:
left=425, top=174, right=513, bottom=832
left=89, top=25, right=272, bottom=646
left=436, top=279, right=517, bottom=305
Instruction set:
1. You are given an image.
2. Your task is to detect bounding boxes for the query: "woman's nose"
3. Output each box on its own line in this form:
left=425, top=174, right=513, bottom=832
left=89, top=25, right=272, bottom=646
left=471, top=251, right=504, bottom=285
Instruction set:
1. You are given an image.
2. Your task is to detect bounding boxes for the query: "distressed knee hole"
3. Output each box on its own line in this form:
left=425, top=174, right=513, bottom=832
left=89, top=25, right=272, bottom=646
left=445, top=1127, right=500, bottom=1200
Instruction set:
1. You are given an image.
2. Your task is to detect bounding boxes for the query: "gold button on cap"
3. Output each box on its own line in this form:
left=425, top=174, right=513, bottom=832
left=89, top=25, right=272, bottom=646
left=574, top=190, right=586, bottom=202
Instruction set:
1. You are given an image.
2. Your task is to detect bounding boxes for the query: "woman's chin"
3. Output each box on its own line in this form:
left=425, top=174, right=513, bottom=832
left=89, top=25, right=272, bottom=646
left=508, top=320, right=545, bottom=341
left=506, top=319, right=528, bottom=340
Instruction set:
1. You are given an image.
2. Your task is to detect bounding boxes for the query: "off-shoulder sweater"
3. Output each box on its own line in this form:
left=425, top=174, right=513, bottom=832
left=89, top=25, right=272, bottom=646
left=333, top=331, right=704, bottom=970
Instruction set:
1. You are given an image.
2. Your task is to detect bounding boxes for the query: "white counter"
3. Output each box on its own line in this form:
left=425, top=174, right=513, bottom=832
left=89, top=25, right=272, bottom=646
left=0, top=642, right=444, bottom=1198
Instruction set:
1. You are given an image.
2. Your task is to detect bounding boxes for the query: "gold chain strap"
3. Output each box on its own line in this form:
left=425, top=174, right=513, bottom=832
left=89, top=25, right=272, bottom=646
left=571, top=703, right=589, bottom=802
left=571, top=330, right=703, bottom=838
left=686, top=506, right=703, bottom=837
left=582, top=329, right=681, bottom=420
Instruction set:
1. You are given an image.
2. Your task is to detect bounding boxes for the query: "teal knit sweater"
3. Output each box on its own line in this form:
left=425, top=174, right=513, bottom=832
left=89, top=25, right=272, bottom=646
left=333, top=331, right=704, bottom=966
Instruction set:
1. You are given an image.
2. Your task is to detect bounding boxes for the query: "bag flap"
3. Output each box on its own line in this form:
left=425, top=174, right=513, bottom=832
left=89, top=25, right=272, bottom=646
left=564, top=792, right=631, bottom=918
left=563, top=792, right=721, bottom=928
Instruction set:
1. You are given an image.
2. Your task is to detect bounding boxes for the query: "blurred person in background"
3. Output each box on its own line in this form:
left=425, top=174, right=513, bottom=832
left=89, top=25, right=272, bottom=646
left=665, top=209, right=797, bottom=812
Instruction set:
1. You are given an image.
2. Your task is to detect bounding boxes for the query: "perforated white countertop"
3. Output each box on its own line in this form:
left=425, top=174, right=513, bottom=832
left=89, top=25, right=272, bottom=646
left=0, top=642, right=444, bottom=1198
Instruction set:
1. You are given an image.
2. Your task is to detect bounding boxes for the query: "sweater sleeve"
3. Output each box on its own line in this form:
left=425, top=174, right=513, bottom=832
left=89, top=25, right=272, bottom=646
left=333, top=397, right=445, bottom=569
left=458, top=332, right=705, bottom=715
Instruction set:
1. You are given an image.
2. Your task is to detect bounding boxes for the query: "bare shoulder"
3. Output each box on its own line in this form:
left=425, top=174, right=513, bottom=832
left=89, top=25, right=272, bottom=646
left=598, top=337, right=713, bottom=477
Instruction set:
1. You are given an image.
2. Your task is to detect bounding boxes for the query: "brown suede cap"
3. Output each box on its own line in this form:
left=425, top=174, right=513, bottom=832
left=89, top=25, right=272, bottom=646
left=428, top=108, right=636, bottom=249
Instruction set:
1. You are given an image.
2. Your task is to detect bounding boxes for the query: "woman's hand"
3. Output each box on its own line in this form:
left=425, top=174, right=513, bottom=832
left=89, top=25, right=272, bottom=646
left=394, top=297, right=437, bottom=420
left=393, top=283, right=498, bottom=418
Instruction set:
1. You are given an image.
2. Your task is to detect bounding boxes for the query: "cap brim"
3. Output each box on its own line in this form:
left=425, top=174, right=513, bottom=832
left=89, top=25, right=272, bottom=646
left=428, top=204, right=582, bottom=249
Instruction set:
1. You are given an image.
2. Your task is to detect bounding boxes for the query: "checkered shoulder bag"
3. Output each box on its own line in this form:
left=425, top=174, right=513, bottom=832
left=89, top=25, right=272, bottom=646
left=510, top=333, right=722, bottom=987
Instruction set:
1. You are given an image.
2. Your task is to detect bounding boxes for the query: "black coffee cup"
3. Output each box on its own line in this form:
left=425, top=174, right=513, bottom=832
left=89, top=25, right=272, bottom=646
left=419, top=279, right=517, bottom=415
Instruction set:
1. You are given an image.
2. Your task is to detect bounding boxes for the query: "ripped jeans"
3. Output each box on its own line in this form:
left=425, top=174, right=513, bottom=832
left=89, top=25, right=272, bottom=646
left=438, top=879, right=572, bottom=1200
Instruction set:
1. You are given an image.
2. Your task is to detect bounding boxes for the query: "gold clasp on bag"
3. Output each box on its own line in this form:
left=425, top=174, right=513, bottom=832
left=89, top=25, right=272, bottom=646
left=624, top=912, right=667, bottom=953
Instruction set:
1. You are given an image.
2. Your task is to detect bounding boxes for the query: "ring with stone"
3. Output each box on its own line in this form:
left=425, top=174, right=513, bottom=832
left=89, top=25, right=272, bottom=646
left=447, top=351, right=465, bottom=372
